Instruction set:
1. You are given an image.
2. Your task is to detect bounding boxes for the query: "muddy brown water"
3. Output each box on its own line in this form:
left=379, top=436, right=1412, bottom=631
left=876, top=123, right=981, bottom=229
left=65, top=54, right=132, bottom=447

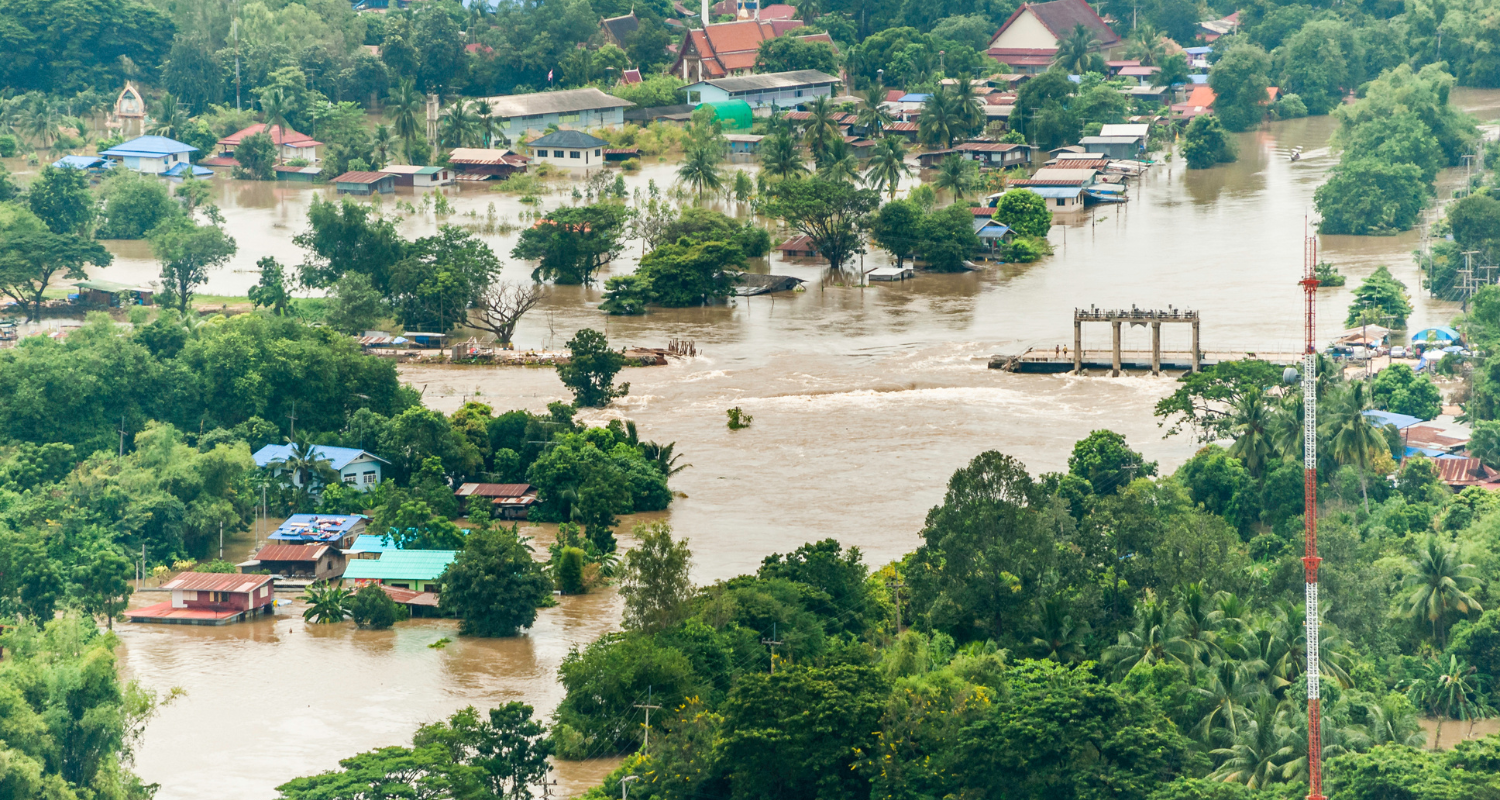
left=107, top=90, right=1500, bottom=798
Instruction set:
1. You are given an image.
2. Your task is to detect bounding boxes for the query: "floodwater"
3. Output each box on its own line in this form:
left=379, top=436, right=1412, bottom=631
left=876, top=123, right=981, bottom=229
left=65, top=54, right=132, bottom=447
left=107, top=89, right=1500, bottom=799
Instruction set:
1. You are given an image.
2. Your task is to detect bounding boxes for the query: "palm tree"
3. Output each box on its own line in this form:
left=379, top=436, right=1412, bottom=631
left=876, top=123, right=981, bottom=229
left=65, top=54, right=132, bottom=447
left=855, top=87, right=893, bottom=139
left=1194, top=660, right=1265, bottom=742
left=864, top=137, right=912, bottom=199
left=815, top=136, right=860, bottom=184
left=1228, top=390, right=1275, bottom=477
left=259, top=87, right=293, bottom=141
left=440, top=99, right=482, bottom=148
left=639, top=440, right=691, bottom=477
left=1031, top=598, right=1090, bottom=663
left=300, top=585, right=352, bottom=623
left=1053, top=24, right=1101, bottom=74
left=1103, top=590, right=1193, bottom=677
left=18, top=103, right=61, bottom=152
left=1208, top=698, right=1295, bottom=789
left=371, top=124, right=396, bottom=168
left=1125, top=22, right=1167, bottom=66
left=1267, top=392, right=1305, bottom=461
left=759, top=132, right=807, bottom=180
left=148, top=92, right=192, bottom=140
left=1363, top=692, right=1427, bottom=748
left=917, top=88, right=959, bottom=149
left=281, top=439, right=335, bottom=503
left=473, top=99, right=500, bottom=147
left=1322, top=381, right=1387, bottom=511
left=949, top=77, right=985, bottom=137
left=1404, top=537, right=1483, bottom=645
left=1405, top=655, right=1487, bottom=749
left=933, top=153, right=979, bottom=199
left=803, top=96, right=841, bottom=164
left=387, top=78, right=424, bottom=162
left=678, top=143, right=724, bottom=198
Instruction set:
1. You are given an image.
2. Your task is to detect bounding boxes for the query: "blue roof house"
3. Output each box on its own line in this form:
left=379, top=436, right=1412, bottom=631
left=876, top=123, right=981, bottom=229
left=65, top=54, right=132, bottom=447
left=52, top=155, right=116, bottom=174
left=100, top=135, right=198, bottom=175
left=252, top=444, right=388, bottom=493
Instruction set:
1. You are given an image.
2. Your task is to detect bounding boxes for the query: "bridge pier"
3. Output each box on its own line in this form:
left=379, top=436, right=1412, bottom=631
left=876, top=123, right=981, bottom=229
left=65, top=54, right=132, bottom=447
left=1192, top=320, right=1201, bottom=373
left=1111, top=321, right=1122, bottom=377
left=1151, top=322, right=1161, bottom=375
left=1073, top=319, right=1082, bottom=373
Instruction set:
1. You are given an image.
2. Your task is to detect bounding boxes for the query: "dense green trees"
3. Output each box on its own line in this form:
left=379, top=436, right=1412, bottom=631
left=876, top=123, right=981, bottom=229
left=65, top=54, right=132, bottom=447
left=511, top=204, right=628, bottom=285
left=759, top=178, right=879, bottom=274
left=1183, top=116, right=1238, bottom=169
left=439, top=523, right=552, bottom=637
left=1209, top=45, right=1273, bottom=132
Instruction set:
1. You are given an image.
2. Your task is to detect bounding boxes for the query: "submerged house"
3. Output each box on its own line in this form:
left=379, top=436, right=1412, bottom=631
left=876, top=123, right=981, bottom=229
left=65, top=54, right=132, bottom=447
left=239, top=544, right=345, bottom=581
left=455, top=483, right=539, bottom=519
left=100, top=135, right=199, bottom=175
left=333, top=171, right=397, bottom=195
left=446, top=148, right=530, bottom=181
left=266, top=514, right=368, bottom=549
left=525, top=130, right=610, bottom=169
left=127, top=572, right=276, bottom=625
left=340, top=542, right=457, bottom=593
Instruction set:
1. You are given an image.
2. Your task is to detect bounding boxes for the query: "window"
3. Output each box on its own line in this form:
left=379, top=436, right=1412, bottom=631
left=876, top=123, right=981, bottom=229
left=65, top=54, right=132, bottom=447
left=570, top=150, right=581, bottom=158
left=559, top=113, right=579, bottom=123
left=795, top=89, right=804, bottom=97
left=363, top=471, right=377, bottom=484
left=594, top=149, right=601, bottom=157
left=688, top=91, right=700, bottom=103
left=549, top=150, right=561, bottom=157
left=183, top=591, right=198, bottom=601
left=1056, top=198, right=1066, bottom=206
left=259, top=586, right=269, bottom=598
left=343, top=473, right=356, bottom=484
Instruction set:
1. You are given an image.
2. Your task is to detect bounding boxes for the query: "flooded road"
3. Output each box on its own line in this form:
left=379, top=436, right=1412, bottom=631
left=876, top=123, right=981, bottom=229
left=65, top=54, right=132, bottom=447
left=111, top=89, right=1500, bottom=798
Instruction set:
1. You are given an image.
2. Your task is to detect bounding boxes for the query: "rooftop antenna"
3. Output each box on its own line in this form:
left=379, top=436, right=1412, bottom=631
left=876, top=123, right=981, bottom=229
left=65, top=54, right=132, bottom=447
left=1299, top=218, right=1325, bottom=800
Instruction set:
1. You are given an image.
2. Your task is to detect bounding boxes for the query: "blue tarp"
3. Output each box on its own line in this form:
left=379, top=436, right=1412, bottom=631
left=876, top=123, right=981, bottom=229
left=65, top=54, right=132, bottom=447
left=1184, top=46, right=1214, bottom=54
left=1405, top=446, right=1446, bottom=458
left=1363, top=409, right=1425, bottom=429
left=1410, top=326, right=1461, bottom=344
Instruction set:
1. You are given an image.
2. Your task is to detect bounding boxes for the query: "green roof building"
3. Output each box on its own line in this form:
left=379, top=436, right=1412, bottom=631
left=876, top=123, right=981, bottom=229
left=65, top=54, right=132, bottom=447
left=339, top=549, right=456, bottom=592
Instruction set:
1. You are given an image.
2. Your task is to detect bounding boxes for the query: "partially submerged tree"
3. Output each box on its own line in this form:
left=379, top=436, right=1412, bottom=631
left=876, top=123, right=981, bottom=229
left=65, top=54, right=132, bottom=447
left=472, top=282, right=543, bottom=347
left=758, top=178, right=878, bottom=274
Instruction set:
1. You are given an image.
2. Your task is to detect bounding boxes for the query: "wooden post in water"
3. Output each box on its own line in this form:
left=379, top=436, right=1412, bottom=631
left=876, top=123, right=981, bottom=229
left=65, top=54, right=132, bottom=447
left=1111, top=321, right=1122, bottom=377
left=1151, top=322, right=1161, bottom=375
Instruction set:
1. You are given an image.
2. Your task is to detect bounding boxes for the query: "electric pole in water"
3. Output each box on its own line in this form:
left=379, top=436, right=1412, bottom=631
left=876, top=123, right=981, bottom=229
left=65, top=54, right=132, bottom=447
left=761, top=624, right=783, bottom=674
left=1299, top=225, right=1325, bottom=800
left=634, top=687, right=661, bottom=753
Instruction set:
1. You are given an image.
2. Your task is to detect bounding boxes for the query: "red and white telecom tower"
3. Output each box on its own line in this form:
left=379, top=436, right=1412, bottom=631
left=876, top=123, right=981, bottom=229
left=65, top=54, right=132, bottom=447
left=1299, top=230, right=1324, bottom=800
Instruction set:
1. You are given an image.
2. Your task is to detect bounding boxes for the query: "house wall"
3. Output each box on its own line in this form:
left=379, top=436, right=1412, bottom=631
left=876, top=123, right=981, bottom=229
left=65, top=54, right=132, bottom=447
left=499, top=107, right=624, bottom=137
left=338, top=457, right=383, bottom=492
left=687, top=83, right=833, bottom=109
left=281, top=143, right=319, bottom=163
left=532, top=147, right=605, bottom=169
left=990, top=10, right=1058, bottom=49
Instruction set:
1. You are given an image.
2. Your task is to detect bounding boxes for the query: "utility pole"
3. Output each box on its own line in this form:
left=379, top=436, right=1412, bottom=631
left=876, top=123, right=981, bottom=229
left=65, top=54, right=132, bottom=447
left=634, top=686, right=662, bottom=753
left=886, top=580, right=905, bottom=633
left=219, top=521, right=224, bottom=561
left=761, top=623, right=783, bottom=674
left=287, top=401, right=298, bottom=439
left=539, top=778, right=557, bottom=800
left=117, top=416, right=127, bottom=456
left=1299, top=224, right=1325, bottom=800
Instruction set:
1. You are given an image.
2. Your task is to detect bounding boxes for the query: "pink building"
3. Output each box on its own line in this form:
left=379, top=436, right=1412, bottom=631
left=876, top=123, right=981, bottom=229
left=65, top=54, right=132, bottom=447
left=127, top=572, right=276, bottom=626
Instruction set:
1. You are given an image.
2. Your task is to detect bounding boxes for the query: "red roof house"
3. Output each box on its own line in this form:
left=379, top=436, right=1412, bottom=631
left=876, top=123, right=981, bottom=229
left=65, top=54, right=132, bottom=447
left=988, top=0, right=1123, bottom=73
left=217, top=124, right=322, bottom=164
left=670, top=19, right=831, bottom=80
left=128, top=572, right=276, bottom=625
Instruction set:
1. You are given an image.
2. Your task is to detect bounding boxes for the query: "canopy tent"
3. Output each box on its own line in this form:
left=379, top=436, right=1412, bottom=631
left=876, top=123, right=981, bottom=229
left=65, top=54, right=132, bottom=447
left=696, top=100, right=753, bottom=131
left=1409, top=326, right=1461, bottom=344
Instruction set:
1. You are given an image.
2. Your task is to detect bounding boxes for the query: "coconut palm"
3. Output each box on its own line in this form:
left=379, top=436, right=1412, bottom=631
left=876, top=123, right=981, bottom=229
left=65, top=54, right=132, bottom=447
left=932, top=153, right=979, bottom=199
left=1194, top=660, right=1265, bottom=741
left=1228, top=389, right=1275, bottom=477
left=1125, top=22, right=1167, bottom=66
left=815, top=136, right=860, bottom=184
left=1030, top=598, right=1091, bottom=663
left=1103, top=590, right=1194, bottom=677
left=18, top=103, right=61, bottom=152
left=1404, top=537, right=1483, bottom=645
left=759, top=132, right=808, bottom=179
left=300, top=585, right=352, bottom=623
left=917, top=88, right=960, bottom=149
left=949, top=77, right=986, bottom=136
left=1405, top=655, right=1488, bottom=749
left=678, top=143, right=724, bottom=198
left=1363, top=692, right=1427, bottom=748
left=803, top=96, right=842, bottom=164
left=1053, top=24, right=1101, bottom=74
left=473, top=99, right=501, bottom=147
left=856, top=87, right=893, bottom=139
left=281, top=438, right=337, bottom=503
left=1322, top=381, right=1387, bottom=511
left=259, top=87, right=293, bottom=142
left=863, top=137, right=912, bottom=199
left=148, top=92, right=193, bottom=140
left=371, top=124, right=396, bottom=168
left=639, top=440, right=691, bottom=477
left=440, top=99, right=482, bottom=148
left=1208, top=698, right=1295, bottom=789
left=1267, top=392, right=1305, bottom=461
left=386, top=78, right=424, bottom=162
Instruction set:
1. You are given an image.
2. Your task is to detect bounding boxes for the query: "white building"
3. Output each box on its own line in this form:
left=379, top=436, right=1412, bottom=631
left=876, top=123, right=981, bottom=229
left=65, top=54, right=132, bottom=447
left=99, top=135, right=197, bottom=175
left=475, top=87, right=630, bottom=137
left=252, top=444, right=388, bottom=493
left=379, top=165, right=455, bottom=187
left=682, top=69, right=839, bottom=110
left=524, top=129, right=609, bottom=169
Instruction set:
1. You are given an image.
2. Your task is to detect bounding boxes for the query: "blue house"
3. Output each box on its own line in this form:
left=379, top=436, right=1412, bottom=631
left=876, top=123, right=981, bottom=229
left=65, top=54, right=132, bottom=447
left=100, top=135, right=198, bottom=175
left=268, top=514, right=368, bottom=549
left=252, top=444, right=388, bottom=492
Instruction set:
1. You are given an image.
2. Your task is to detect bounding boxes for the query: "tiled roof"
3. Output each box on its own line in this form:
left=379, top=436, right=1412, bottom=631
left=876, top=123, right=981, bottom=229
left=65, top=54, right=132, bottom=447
left=218, top=124, right=321, bottom=148
left=601, top=12, right=640, bottom=43
left=1023, top=0, right=1120, bottom=45
left=162, top=572, right=274, bottom=593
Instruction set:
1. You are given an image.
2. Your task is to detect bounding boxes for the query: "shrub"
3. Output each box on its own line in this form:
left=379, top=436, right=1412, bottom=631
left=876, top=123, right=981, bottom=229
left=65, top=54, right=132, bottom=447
left=0, top=134, right=18, bottom=157
left=556, top=547, right=587, bottom=594
left=349, top=583, right=408, bottom=629
left=727, top=407, right=753, bottom=430
left=621, top=157, right=641, bottom=172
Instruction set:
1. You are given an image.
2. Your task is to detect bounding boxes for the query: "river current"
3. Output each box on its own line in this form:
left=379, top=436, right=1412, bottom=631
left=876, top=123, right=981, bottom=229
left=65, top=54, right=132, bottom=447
left=88, top=90, right=1500, bottom=798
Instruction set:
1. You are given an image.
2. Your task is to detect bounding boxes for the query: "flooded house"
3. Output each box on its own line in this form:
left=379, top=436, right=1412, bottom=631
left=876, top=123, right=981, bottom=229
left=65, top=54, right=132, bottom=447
left=239, top=544, right=345, bottom=582
left=340, top=538, right=457, bottom=594
left=265, top=514, right=368, bottom=549
left=455, top=483, right=539, bottom=519
left=127, top=572, right=276, bottom=626
left=252, top=445, right=388, bottom=493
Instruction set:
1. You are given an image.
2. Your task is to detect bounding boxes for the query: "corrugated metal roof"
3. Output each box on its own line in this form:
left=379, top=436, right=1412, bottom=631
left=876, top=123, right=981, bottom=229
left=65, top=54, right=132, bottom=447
left=342, top=550, right=457, bottom=582
left=476, top=87, right=630, bottom=119
left=695, top=69, right=839, bottom=93
left=162, top=572, right=274, bottom=593
left=456, top=483, right=535, bottom=498
left=333, top=171, right=391, bottom=184
left=1437, top=457, right=1490, bottom=485
left=100, top=135, right=197, bottom=157
left=381, top=586, right=441, bottom=606
left=447, top=148, right=529, bottom=165
left=256, top=545, right=330, bottom=562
